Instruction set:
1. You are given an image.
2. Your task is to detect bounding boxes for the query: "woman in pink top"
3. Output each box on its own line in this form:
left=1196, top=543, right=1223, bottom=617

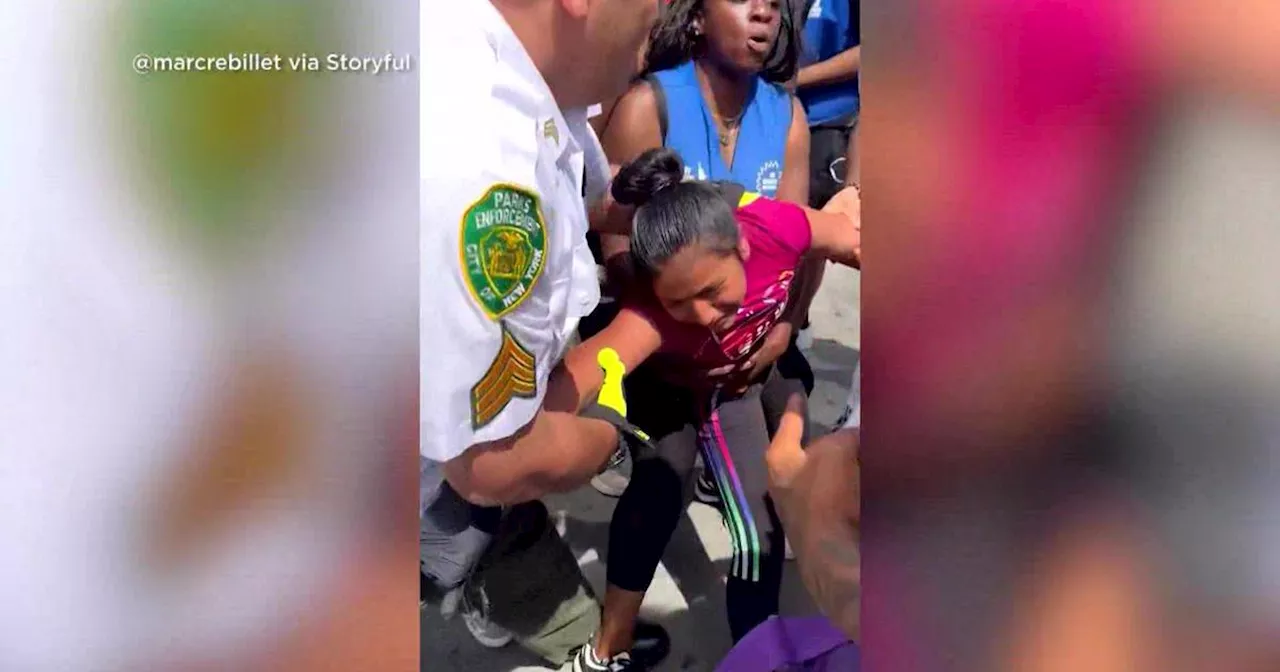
left=568, top=147, right=858, bottom=671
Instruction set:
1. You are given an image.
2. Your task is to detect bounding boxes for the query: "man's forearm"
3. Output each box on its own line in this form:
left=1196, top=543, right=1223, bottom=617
left=797, top=46, right=860, bottom=89
left=784, top=257, right=826, bottom=329
left=445, top=409, right=619, bottom=506
left=542, top=345, right=618, bottom=415
left=535, top=412, right=620, bottom=494
left=542, top=356, right=603, bottom=415
left=542, top=318, right=657, bottom=414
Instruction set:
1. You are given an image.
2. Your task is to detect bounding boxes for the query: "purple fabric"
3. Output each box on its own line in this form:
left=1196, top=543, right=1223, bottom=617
left=714, top=616, right=858, bottom=672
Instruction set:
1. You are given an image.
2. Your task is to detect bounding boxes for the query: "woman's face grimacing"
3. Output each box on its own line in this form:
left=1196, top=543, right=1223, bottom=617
left=651, top=242, right=749, bottom=332
left=700, top=0, right=781, bottom=74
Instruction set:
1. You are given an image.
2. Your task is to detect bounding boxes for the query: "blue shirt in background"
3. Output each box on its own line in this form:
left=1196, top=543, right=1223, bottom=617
left=798, top=0, right=859, bottom=126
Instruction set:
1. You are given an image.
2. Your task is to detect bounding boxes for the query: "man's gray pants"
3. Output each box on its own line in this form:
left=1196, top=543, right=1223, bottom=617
left=420, top=462, right=497, bottom=590
left=419, top=461, right=601, bottom=666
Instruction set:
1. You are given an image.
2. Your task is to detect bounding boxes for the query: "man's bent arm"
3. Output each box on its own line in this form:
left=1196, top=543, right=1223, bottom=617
left=443, top=408, right=619, bottom=506
left=444, top=308, right=661, bottom=506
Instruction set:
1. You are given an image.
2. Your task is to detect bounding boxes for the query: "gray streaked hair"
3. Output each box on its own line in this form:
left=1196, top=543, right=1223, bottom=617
left=612, top=148, right=741, bottom=275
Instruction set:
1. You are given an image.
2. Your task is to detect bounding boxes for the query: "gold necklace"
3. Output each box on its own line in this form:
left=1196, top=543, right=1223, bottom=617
left=694, top=66, right=745, bottom=147
left=716, top=111, right=744, bottom=147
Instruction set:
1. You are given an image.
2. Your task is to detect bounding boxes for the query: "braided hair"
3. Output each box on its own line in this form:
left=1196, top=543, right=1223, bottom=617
left=643, top=0, right=801, bottom=83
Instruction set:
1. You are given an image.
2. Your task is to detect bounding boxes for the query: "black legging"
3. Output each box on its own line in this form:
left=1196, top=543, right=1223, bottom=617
left=776, top=336, right=815, bottom=396
left=605, top=365, right=809, bottom=641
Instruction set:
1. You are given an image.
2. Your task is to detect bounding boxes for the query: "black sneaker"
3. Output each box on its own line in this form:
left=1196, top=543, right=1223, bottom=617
left=573, top=645, right=633, bottom=672
left=573, top=622, right=671, bottom=672
left=693, top=469, right=722, bottom=508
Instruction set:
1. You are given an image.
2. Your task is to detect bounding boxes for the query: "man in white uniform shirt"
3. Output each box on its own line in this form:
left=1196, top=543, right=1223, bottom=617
left=420, top=0, right=664, bottom=665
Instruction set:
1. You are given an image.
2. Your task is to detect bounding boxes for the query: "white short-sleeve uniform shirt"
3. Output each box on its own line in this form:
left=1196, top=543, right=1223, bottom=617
left=420, top=0, right=607, bottom=469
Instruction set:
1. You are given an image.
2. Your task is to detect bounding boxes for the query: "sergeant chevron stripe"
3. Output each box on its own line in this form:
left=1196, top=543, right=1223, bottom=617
left=470, top=325, right=537, bottom=428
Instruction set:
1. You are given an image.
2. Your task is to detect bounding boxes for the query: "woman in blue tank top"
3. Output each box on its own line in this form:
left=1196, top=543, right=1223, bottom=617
left=601, top=0, right=806, bottom=201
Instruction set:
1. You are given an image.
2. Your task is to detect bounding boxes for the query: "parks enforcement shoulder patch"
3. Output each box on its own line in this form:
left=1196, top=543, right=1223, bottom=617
left=460, top=184, right=548, bottom=320
left=470, top=324, right=538, bottom=429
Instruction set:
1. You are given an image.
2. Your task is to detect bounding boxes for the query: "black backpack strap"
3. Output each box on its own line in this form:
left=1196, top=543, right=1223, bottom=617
left=643, top=74, right=669, bottom=145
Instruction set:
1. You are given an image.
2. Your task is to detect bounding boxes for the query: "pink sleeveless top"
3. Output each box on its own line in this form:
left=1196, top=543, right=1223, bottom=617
left=630, top=197, right=812, bottom=379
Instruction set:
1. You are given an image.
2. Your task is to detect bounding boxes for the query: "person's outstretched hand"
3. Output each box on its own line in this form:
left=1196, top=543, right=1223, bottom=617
left=765, top=388, right=809, bottom=490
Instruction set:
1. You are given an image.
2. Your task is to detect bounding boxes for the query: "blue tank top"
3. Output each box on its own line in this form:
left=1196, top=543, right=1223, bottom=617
left=652, top=61, right=792, bottom=198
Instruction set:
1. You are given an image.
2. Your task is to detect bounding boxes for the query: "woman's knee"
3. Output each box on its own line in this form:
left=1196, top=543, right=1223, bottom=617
left=606, top=457, right=689, bottom=592
left=619, top=456, right=688, bottom=527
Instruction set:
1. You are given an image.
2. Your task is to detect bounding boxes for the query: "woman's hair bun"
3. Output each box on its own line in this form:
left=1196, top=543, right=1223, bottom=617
left=612, top=147, right=685, bottom=207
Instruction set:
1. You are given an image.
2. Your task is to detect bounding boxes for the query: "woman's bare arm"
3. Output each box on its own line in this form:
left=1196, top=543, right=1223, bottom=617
left=805, top=187, right=861, bottom=268
left=775, top=97, right=824, bottom=332
left=543, top=307, right=663, bottom=414
left=595, top=81, right=667, bottom=288
left=775, top=97, right=811, bottom=206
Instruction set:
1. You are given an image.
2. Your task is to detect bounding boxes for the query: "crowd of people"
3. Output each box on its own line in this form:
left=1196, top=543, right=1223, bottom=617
left=421, top=0, right=859, bottom=669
